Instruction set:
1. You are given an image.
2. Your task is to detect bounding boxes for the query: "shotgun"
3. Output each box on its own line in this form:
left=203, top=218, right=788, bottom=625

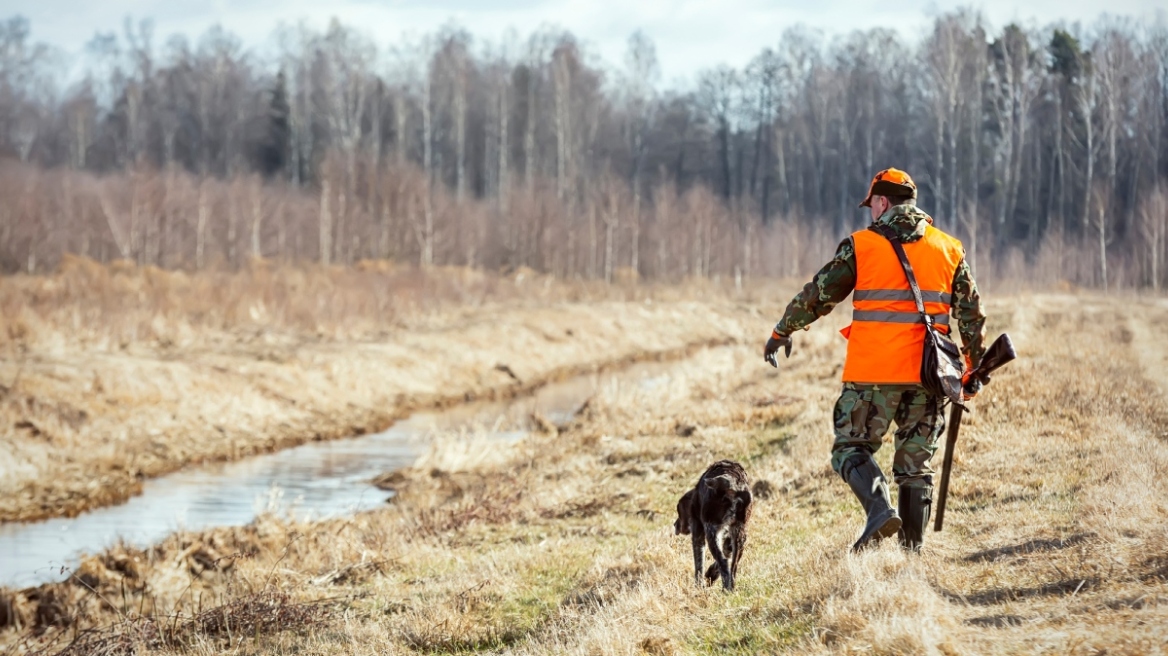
left=933, top=333, right=1017, bottom=532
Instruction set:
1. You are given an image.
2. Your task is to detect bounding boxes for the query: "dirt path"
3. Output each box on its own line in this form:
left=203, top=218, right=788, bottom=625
left=4, top=292, right=1167, bottom=655
left=1124, top=294, right=1168, bottom=396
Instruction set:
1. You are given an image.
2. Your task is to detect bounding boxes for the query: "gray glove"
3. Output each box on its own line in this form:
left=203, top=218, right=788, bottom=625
left=764, top=331, right=792, bottom=367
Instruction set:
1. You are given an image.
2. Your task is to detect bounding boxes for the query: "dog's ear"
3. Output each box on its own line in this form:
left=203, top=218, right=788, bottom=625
left=707, top=474, right=734, bottom=492
left=735, top=489, right=753, bottom=523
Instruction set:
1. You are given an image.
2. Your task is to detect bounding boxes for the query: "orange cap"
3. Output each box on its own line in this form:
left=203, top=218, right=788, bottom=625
left=859, top=168, right=917, bottom=208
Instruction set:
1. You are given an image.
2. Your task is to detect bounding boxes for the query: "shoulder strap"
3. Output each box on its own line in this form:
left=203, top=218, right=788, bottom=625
left=871, top=225, right=931, bottom=326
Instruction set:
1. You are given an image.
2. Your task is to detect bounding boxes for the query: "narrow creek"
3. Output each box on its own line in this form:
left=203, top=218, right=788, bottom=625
left=0, top=358, right=681, bottom=589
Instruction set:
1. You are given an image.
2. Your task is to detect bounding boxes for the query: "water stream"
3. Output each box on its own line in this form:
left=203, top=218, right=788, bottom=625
left=0, top=359, right=678, bottom=589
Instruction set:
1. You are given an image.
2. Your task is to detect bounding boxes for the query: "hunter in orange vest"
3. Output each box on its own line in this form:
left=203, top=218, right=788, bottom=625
left=763, top=168, right=987, bottom=553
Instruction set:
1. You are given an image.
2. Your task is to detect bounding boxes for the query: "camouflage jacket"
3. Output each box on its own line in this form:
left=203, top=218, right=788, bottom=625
left=773, top=204, right=987, bottom=369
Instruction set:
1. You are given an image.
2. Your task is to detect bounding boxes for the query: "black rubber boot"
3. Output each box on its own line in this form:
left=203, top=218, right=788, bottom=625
left=898, top=485, right=933, bottom=552
left=842, top=454, right=902, bottom=552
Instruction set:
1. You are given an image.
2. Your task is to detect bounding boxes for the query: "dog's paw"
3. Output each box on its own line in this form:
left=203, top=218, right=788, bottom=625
left=704, top=563, right=720, bottom=586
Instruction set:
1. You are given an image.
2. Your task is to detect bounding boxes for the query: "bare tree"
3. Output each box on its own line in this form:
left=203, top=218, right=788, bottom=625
left=552, top=38, right=574, bottom=201
left=621, top=31, right=659, bottom=275
left=434, top=27, right=472, bottom=201
left=987, top=24, right=1042, bottom=239
left=1139, top=185, right=1167, bottom=290
left=0, top=11, right=1165, bottom=289
left=699, top=66, right=739, bottom=202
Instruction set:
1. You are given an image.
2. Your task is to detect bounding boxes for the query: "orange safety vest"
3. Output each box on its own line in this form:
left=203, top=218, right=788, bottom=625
left=840, top=224, right=965, bottom=384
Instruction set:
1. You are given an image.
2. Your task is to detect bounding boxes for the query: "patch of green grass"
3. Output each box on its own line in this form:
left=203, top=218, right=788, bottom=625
left=745, top=428, right=797, bottom=464
left=687, top=615, right=814, bottom=654
left=399, top=563, right=584, bottom=654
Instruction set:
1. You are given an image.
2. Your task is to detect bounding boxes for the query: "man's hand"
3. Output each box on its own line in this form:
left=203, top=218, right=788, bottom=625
left=961, top=371, right=983, bottom=401
left=764, top=330, right=792, bottom=368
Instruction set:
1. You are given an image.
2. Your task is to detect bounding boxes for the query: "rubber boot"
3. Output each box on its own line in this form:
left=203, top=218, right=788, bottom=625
left=842, top=454, right=902, bottom=552
left=898, top=485, right=933, bottom=552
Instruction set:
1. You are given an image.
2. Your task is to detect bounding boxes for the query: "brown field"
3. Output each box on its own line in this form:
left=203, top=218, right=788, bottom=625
left=0, top=259, right=749, bottom=523
left=2, top=267, right=1168, bottom=655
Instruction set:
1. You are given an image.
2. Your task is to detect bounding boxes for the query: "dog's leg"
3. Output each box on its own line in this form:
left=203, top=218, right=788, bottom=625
left=718, top=532, right=737, bottom=588
left=730, top=526, right=746, bottom=581
left=691, top=528, right=705, bottom=587
left=705, top=525, right=733, bottom=591
left=720, top=533, right=734, bottom=582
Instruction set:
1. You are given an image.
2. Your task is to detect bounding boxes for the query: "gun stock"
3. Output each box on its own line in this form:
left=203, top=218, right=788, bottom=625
left=966, top=333, right=1017, bottom=391
left=933, top=333, right=1016, bottom=532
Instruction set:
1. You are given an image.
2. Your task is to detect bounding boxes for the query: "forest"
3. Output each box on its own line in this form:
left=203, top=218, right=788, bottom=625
left=0, top=11, right=1165, bottom=288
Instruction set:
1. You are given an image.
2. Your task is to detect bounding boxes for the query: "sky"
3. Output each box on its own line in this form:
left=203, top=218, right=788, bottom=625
left=4, top=0, right=1165, bottom=85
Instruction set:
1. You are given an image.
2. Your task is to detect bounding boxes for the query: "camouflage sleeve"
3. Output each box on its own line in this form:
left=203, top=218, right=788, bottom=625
left=773, top=238, right=856, bottom=336
left=951, top=258, right=987, bottom=370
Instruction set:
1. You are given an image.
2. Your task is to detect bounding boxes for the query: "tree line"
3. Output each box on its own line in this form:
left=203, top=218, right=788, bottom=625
left=0, top=12, right=1166, bottom=288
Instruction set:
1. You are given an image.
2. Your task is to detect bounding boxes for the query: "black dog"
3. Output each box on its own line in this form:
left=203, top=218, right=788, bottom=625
left=673, top=460, right=753, bottom=591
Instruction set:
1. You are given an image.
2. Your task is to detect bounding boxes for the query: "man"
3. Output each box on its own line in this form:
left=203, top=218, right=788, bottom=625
left=763, top=168, right=986, bottom=553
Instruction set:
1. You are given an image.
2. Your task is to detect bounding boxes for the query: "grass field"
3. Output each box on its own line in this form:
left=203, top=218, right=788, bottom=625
left=0, top=260, right=750, bottom=523
left=2, top=268, right=1167, bottom=654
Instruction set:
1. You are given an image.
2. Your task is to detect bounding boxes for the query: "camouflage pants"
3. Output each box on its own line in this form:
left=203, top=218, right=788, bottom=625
left=830, top=383, right=946, bottom=489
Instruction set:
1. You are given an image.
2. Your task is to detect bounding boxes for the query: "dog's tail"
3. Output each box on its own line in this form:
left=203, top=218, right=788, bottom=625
left=674, top=489, right=695, bottom=535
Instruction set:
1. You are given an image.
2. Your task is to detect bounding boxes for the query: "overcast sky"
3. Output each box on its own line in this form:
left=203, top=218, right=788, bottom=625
left=5, top=0, right=1165, bottom=85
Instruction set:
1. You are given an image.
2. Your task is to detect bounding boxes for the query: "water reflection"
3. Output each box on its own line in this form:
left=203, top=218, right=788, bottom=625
left=0, top=358, right=678, bottom=589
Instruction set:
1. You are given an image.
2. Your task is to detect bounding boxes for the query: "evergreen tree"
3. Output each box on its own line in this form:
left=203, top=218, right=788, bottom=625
left=255, top=70, right=291, bottom=177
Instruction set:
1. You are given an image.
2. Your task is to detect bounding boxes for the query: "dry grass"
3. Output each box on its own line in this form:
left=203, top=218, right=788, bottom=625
left=0, top=254, right=746, bottom=350
left=0, top=259, right=765, bottom=522
left=26, top=589, right=332, bottom=656
left=3, top=289, right=1168, bottom=654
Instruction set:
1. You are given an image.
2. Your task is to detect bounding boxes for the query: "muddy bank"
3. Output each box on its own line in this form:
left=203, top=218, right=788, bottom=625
left=0, top=300, right=758, bottom=523
left=0, top=350, right=710, bottom=589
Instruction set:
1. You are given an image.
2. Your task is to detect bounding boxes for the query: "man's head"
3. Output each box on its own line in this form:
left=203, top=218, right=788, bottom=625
left=859, top=168, right=917, bottom=221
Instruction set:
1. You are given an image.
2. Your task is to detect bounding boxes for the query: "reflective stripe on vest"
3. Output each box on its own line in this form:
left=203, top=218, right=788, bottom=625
left=841, top=224, right=965, bottom=385
left=852, top=289, right=953, bottom=304
left=852, top=310, right=950, bottom=326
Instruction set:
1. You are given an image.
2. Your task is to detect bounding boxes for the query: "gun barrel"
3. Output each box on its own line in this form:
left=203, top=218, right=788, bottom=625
left=933, top=403, right=963, bottom=531
left=935, top=332, right=1015, bottom=533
